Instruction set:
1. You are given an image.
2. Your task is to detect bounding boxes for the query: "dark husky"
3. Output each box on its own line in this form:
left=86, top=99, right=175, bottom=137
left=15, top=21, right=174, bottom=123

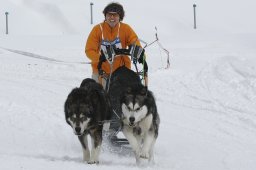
left=108, top=66, right=160, bottom=164
left=64, top=78, right=111, bottom=164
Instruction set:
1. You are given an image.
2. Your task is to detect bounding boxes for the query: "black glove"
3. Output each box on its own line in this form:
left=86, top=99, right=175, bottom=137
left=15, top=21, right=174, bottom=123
left=99, top=50, right=106, bottom=62
left=98, top=69, right=104, bottom=76
left=130, top=45, right=145, bottom=64
left=138, top=49, right=145, bottom=64
left=98, top=51, right=106, bottom=76
left=132, top=56, right=138, bottom=64
left=143, top=61, right=148, bottom=73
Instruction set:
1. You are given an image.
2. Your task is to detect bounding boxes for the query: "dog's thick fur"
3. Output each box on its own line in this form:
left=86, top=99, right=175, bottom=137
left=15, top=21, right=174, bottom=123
left=108, top=66, right=160, bottom=164
left=64, top=78, right=111, bottom=164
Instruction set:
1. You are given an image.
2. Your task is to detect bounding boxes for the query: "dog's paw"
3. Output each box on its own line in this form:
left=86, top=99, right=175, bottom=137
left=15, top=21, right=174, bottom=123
left=140, top=151, right=149, bottom=159
left=87, top=160, right=99, bottom=164
left=83, top=151, right=90, bottom=162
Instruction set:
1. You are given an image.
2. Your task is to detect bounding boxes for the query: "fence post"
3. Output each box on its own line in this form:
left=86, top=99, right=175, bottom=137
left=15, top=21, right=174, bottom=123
left=90, top=2, right=94, bottom=24
left=5, top=12, right=9, bottom=34
left=193, top=4, right=197, bottom=29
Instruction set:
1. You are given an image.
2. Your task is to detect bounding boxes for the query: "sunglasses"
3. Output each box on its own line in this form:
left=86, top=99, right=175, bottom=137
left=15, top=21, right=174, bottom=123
left=106, top=12, right=119, bottom=17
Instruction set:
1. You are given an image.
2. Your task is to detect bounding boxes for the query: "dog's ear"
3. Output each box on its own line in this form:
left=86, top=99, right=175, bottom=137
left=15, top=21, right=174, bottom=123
left=80, top=78, right=96, bottom=88
left=66, top=118, right=71, bottom=125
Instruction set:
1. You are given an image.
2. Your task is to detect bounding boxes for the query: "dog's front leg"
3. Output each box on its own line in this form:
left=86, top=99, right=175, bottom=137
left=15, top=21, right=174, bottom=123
left=88, top=130, right=102, bottom=164
left=141, top=132, right=155, bottom=161
left=148, top=139, right=156, bottom=163
left=78, top=134, right=90, bottom=162
left=123, top=127, right=141, bottom=164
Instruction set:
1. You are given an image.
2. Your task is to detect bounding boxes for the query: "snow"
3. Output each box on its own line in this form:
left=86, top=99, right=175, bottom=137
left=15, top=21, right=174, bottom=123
left=1, top=0, right=256, bottom=169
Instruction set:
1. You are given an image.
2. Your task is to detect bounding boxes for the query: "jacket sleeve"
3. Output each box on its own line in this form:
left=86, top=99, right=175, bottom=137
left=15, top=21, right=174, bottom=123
left=125, top=24, right=141, bottom=47
left=126, top=24, right=148, bottom=64
left=85, top=25, right=101, bottom=63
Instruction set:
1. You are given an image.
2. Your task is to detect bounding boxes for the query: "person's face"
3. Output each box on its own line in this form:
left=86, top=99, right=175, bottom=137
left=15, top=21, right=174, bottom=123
left=105, top=12, right=120, bottom=28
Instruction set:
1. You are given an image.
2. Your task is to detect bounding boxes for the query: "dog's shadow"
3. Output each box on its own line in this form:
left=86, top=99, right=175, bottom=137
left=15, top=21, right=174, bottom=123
left=15, top=152, right=153, bottom=167
left=36, top=154, right=82, bottom=163
left=15, top=153, right=82, bottom=163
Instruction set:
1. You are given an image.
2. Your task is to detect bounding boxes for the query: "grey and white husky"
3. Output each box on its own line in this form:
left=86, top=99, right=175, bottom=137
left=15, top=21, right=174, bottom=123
left=64, top=78, right=111, bottom=164
left=108, top=66, right=160, bottom=164
left=120, top=84, right=160, bottom=164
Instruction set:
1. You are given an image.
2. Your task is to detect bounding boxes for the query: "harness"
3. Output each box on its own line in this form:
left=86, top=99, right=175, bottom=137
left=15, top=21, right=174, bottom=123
left=99, top=23, right=121, bottom=46
left=99, top=23, right=122, bottom=64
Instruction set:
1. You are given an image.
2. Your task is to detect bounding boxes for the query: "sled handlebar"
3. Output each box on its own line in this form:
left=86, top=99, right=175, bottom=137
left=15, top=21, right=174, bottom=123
left=113, top=47, right=131, bottom=56
left=97, top=45, right=148, bottom=78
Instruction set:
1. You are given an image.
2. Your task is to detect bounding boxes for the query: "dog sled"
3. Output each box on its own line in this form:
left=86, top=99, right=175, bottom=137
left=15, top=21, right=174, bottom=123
left=97, top=44, right=148, bottom=149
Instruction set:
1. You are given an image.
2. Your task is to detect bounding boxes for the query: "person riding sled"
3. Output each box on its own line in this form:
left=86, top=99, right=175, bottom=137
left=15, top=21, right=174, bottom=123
left=85, top=2, right=148, bottom=88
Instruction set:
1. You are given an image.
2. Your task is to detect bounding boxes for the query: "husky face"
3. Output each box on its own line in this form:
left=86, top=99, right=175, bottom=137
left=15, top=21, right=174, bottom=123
left=121, top=103, right=148, bottom=126
left=66, top=103, right=92, bottom=136
left=121, top=86, right=148, bottom=126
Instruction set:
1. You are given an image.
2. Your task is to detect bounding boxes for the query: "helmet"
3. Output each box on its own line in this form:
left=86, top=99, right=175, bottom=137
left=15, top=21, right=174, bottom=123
left=103, top=2, right=125, bottom=21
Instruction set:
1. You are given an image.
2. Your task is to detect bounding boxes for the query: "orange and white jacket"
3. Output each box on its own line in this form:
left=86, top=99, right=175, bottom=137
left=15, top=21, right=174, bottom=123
left=85, top=21, right=141, bottom=74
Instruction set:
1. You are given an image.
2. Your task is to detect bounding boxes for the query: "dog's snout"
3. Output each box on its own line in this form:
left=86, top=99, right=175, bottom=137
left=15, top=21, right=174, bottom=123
left=129, top=117, right=135, bottom=123
left=75, top=127, right=81, bottom=133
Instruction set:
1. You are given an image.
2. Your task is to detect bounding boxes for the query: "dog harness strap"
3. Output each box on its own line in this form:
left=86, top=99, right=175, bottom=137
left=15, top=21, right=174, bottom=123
left=99, top=23, right=122, bottom=50
left=117, top=22, right=120, bottom=38
left=99, top=23, right=123, bottom=66
left=99, top=24, right=104, bottom=40
left=99, top=23, right=120, bottom=41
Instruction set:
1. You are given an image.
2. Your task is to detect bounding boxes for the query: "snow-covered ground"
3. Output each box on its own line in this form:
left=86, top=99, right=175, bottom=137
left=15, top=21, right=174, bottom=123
left=1, top=0, right=256, bottom=169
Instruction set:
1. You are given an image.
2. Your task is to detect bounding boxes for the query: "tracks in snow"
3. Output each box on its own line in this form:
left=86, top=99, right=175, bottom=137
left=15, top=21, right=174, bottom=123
left=0, top=47, right=88, bottom=65
left=155, top=56, right=256, bottom=137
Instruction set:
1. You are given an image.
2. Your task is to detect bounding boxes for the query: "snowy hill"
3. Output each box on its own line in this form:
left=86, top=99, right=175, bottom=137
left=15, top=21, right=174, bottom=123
left=1, top=0, right=256, bottom=170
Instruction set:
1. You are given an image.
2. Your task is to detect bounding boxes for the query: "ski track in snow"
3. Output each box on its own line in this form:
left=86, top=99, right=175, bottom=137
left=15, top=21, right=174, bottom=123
left=1, top=46, right=256, bottom=169
left=3, top=47, right=62, bottom=62
left=0, top=47, right=87, bottom=65
left=152, top=56, right=256, bottom=142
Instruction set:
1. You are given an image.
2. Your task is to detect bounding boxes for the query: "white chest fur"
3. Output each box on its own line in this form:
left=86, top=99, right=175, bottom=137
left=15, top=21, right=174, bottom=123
left=138, top=114, right=152, bottom=134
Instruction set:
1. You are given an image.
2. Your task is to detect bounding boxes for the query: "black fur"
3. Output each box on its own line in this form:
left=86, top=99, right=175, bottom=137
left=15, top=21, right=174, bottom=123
left=64, top=78, right=111, bottom=164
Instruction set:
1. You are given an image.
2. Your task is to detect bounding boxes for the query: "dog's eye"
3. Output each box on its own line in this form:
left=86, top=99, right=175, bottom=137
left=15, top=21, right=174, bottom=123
left=80, top=114, right=87, bottom=120
left=126, top=106, right=132, bottom=112
left=69, top=115, right=75, bottom=121
left=135, top=108, right=142, bottom=112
